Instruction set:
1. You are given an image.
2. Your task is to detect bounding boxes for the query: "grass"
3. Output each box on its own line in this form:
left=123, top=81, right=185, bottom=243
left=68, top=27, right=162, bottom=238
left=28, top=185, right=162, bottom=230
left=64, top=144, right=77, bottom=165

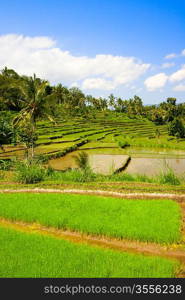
left=15, top=160, right=47, bottom=184
left=48, top=166, right=183, bottom=185
left=0, top=193, right=181, bottom=244
left=50, top=168, right=96, bottom=182
left=0, top=226, right=178, bottom=278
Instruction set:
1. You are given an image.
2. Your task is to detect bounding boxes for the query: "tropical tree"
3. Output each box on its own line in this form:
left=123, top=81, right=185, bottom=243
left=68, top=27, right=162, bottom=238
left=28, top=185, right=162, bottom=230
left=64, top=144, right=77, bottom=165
left=0, top=67, right=23, bottom=111
left=13, top=74, right=54, bottom=157
left=0, top=112, right=16, bottom=149
left=108, top=94, right=116, bottom=109
left=168, top=118, right=185, bottom=138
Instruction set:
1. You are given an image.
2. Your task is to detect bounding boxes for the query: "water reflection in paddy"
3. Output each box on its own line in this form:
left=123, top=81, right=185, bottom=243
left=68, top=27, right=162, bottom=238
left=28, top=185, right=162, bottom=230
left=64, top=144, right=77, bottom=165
left=48, top=147, right=185, bottom=176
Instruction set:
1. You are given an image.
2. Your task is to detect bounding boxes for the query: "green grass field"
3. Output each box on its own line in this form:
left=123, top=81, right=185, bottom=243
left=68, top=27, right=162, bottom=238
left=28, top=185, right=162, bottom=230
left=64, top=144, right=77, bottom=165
left=0, top=226, right=179, bottom=278
left=0, top=193, right=181, bottom=243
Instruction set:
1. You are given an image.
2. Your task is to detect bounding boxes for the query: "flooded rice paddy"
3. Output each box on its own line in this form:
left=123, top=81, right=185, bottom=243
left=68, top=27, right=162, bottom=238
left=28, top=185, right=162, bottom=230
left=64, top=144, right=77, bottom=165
left=48, top=147, right=185, bottom=176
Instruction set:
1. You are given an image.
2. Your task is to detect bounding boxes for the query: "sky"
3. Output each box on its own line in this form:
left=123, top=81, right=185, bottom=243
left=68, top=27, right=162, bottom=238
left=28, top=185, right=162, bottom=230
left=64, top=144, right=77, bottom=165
left=0, top=0, right=185, bottom=104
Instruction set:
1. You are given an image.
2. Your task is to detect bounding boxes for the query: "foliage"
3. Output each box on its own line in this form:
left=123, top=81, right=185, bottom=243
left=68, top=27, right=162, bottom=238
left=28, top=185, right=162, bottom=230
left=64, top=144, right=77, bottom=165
left=0, top=112, right=15, bottom=145
left=1, top=68, right=185, bottom=125
left=158, top=162, right=181, bottom=185
left=168, top=118, right=185, bottom=138
left=0, top=159, right=13, bottom=171
left=17, top=123, right=38, bottom=158
left=73, top=151, right=89, bottom=169
left=15, top=160, right=46, bottom=183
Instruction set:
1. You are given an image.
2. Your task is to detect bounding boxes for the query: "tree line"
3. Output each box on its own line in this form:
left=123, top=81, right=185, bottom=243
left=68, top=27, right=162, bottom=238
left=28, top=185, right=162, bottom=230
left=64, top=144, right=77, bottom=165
left=0, top=67, right=185, bottom=156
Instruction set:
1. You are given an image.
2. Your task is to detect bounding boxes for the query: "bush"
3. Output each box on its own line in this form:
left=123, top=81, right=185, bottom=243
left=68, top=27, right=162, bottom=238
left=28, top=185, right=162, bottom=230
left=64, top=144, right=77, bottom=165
left=168, top=119, right=185, bottom=138
left=0, top=159, right=12, bottom=171
left=158, top=165, right=181, bottom=185
left=118, top=139, right=130, bottom=148
left=15, top=160, right=46, bottom=184
left=73, top=151, right=89, bottom=169
left=0, top=118, right=14, bottom=145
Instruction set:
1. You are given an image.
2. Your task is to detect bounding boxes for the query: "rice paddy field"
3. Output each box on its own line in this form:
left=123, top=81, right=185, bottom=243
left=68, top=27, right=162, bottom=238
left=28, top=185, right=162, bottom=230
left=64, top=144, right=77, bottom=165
left=1, top=113, right=183, bottom=163
left=0, top=192, right=184, bottom=278
left=0, top=193, right=181, bottom=244
left=0, top=226, right=178, bottom=278
left=0, top=113, right=185, bottom=278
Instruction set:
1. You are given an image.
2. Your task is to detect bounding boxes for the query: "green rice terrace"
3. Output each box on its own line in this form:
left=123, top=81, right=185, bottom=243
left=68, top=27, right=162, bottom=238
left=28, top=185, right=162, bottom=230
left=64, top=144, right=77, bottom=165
left=0, top=115, right=185, bottom=278
left=0, top=69, right=185, bottom=278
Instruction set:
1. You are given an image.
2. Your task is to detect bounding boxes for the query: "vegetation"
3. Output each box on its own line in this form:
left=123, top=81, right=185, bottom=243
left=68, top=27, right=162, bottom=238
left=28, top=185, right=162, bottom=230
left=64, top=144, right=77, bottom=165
left=168, top=118, right=185, bottom=138
left=0, top=226, right=178, bottom=278
left=48, top=164, right=182, bottom=185
left=0, top=67, right=185, bottom=278
left=73, top=151, right=89, bottom=169
left=0, top=193, right=181, bottom=243
left=15, top=160, right=47, bottom=184
left=1, top=68, right=185, bottom=138
left=0, top=112, right=15, bottom=147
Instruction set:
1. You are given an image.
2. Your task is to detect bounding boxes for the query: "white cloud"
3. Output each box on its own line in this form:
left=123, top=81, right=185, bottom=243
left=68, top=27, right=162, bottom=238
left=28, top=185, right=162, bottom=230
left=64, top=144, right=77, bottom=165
left=169, top=65, right=185, bottom=82
left=181, top=49, right=185, bottom=56
left=144, top=73, right=168, bottom=91
left=164, top=53, right=177, bottom=59
left=161, top=62, right=175, bottom=69
left=0, top=34, right=150, bottom=90
left=82, top=78, right=116, bottom=90
left=173, top=84, right=185, bottom=91
left=70, top=82, right=79, bottom=88
left=0, top=34, right=56, bottom=50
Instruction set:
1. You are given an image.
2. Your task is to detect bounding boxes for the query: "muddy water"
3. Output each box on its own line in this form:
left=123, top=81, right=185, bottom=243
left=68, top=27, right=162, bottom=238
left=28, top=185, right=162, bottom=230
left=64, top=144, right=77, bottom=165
left=48, top=148, right=185, bottom=176
left=48, top=151, right=129, bottom=174
left=126, top=158, right=185, bottom=176
left=120, top=147, right=185, bottom=176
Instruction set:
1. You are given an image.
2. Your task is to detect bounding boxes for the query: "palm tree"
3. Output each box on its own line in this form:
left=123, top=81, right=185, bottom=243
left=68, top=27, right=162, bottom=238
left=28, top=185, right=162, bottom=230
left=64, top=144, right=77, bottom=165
left=13, top=74, right=54, bottom=157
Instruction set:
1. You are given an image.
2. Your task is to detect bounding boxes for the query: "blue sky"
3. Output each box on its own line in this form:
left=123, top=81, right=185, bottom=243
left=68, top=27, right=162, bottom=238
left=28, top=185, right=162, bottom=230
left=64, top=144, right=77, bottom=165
left=0, top=0, right=185, bottom=104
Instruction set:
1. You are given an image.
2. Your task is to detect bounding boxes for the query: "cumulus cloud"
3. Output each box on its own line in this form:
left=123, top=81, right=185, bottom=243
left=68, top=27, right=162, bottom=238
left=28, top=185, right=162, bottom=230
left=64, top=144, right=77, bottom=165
left=173, top=84, right=185, bottom=91
left=169, top=65, right=185, bottom=82
left=82, top=78, right=116, bottom=90
left=161, top=62, right=175, bottom=69
left=144, top=73, right=168, bottom=91
left=164, top=53, right=177, bottom=59
left=0, top=34, right=150, bottom=90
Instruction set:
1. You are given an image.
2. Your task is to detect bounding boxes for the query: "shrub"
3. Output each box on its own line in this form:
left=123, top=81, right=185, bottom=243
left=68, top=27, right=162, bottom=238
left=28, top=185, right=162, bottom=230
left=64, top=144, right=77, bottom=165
left=0, top=159, right=12, bottom=171
left=118, top=139, right=130, bottom=148
left=73, top=151, right=89, bottom=169
left=168, top=119, right=185, bottom=138
left=0, top=118, right=15, bottom=145
left=158, top=164, right=181, bottom=185
left=15, top=160, right=46, bottom=184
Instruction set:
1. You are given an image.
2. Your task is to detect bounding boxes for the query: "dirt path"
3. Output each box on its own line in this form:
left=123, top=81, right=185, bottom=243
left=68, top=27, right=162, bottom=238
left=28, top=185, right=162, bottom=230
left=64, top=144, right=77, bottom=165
left=0, top=188, right=185, bottom=201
